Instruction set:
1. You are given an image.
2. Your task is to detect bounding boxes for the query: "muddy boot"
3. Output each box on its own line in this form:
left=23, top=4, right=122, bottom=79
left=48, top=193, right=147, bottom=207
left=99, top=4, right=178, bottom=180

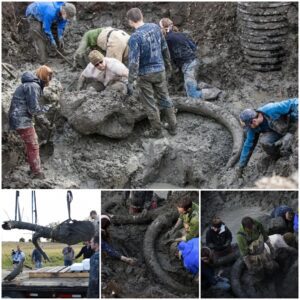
left=164, top=107, right=177, bottom=135
left=201, top=87, right=222, bottom=101
left=31, top=172, right=45, bottom=180
left=144, top=110, right=163, bottom=138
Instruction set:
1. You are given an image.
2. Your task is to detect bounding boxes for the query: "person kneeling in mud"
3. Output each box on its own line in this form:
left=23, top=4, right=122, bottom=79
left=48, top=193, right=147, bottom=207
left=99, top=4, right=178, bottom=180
left=101, top=215, right=137, bottom=265
left=201, top=247, right=231, bottom=291
left=271, top=205, right=295, bottom=233
left=165, top=197, right=199, bottom=242
left=237, top=98, right=298, bottom=178
left=77, top=50, right=129, bottom=94
left=206, top=216, right=233, bottom=260
left=9, top=65, right=54, bottom=179
left=237, top=217, right=278, bottom=280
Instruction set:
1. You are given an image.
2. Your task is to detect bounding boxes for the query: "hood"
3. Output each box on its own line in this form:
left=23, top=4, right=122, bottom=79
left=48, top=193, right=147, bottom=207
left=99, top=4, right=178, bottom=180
left=21, top=72, right=40, bottom=84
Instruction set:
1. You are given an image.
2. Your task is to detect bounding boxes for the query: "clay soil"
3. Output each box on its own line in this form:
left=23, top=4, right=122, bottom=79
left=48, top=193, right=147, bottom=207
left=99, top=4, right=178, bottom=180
left=1, top=2, right=298, bottom=189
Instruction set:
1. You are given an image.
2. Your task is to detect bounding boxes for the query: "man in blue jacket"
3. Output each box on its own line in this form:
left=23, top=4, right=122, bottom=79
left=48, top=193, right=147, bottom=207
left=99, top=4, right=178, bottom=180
left=26, top=2, right=76, bottom=63
left=126, top=7, right=177, bottom=137
left=237, top=98, right=298, bottom=177
left=271, top=205, right=295, bottom=232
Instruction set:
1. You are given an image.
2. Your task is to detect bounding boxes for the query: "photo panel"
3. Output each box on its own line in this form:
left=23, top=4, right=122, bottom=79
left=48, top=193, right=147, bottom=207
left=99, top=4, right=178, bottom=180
left=101, top=190, right=199, bottom=298
left=1, top=189, right=100, bottom=298
left=201, top=190, right=298, bottom=298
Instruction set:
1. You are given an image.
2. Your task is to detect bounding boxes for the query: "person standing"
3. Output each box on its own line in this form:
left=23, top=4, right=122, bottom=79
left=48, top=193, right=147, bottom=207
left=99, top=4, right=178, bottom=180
left=12, top=245, right=26, bottom=270
left=32, top=246, right=43, bottom=269
left=87, top=236, right=99, bottom=298
left=62, top=245, right=74, bottom=266
left=159, top=18, right=202, bottom=98
left=75, top=241, right=94, bottom=260
left=126, top=7, right=177, bottom=137
left=9, top=65, right=54, bottom=179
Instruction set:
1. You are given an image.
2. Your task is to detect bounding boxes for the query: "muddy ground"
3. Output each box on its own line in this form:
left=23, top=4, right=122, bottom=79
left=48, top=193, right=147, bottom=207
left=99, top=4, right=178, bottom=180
left=201, top=191, right=298, bottom=298
left=101, top=191, right=199, bottom=298
left=2, top=2, right=298, bottom=189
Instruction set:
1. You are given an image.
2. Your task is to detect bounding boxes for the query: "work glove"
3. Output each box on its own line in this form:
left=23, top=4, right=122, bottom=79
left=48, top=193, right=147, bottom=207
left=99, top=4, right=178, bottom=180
left=127, top=82, right=134, bottom=96
left=236, top=166, right=244, bottom=179
left=58, top=38, right=64, bottom=50
left=120, top=256, right=137, bottom=266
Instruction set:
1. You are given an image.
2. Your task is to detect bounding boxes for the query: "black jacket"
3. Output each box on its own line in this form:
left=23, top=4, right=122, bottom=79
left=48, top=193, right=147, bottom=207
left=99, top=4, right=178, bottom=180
left=206, top=224, right=232, bottom=251
left=75, top=245, right=94, bottom=259
left=165, top=30, right=197, bottom=68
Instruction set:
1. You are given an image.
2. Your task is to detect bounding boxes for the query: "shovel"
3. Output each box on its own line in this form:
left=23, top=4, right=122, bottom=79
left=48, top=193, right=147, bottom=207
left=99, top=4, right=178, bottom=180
left=39, top=104, right=59, bottom=150
left=32, top=29, right=74, bottom=67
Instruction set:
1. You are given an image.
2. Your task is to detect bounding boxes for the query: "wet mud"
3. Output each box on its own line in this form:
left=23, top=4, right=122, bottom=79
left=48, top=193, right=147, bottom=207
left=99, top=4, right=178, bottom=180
left=2, top=2, right=298, bottom=189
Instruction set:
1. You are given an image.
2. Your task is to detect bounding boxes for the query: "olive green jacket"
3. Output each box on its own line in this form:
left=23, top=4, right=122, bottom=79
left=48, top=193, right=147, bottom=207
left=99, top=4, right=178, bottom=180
left=180, top=202, right=199, bottom=241
left=236, top=220, right=268, bottom=257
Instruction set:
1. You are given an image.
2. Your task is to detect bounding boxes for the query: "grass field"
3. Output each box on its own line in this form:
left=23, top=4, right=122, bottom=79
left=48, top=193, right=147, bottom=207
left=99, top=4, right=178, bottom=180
left=2, top=242, right=84, bottom=270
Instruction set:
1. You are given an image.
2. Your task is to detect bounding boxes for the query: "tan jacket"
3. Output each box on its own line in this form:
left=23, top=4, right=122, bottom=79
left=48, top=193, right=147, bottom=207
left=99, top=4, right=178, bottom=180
left=97, top=27, right=130, bottom=62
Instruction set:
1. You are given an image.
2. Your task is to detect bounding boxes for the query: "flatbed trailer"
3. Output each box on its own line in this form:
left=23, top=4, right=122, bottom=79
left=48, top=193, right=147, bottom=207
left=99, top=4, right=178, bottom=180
left=2, top=266, right=89, bottom=298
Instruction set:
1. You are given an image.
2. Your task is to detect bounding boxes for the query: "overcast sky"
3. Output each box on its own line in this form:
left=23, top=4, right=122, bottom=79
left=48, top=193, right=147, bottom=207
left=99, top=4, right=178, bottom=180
left=1, top=190, right=100, bottom=242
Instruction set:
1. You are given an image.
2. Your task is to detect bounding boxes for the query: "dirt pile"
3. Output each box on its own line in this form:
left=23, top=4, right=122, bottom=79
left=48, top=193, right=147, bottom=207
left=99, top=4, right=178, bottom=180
left=2, top=2, right=298, bottom=189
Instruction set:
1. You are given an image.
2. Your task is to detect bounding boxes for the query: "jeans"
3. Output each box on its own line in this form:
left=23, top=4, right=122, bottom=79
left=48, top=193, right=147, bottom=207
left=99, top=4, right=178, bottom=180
left=35, top=261, right=42, bottom=269
left=211, top=276, right=231, bottom=291
left=64, top=259, right=72, bottom=266
left=182, top=59, right=202, bottom=98
left=16, top=127, right=41, bottom=174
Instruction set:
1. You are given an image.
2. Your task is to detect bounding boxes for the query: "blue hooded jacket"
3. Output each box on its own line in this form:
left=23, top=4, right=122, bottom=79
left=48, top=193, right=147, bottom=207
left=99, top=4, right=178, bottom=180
left=26, top=2, right=68, bottom=45
left=9, top=72, right=48, bottom=130
left=178, top=237, right=199, bottom=275
left=239, top=98, right=298, bottom=167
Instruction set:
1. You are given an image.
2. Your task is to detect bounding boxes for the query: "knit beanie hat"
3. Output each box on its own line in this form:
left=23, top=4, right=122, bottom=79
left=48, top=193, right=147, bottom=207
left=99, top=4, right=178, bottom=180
left=62, top=3, right=76, bottom=20
left=88, top=50, right=104, bottom=66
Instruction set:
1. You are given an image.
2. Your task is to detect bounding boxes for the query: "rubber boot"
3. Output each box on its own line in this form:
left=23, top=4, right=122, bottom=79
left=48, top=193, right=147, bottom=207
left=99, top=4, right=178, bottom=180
left=165, top=107, right=177, bottom=136
left=145, top=110, right=163, bottom=138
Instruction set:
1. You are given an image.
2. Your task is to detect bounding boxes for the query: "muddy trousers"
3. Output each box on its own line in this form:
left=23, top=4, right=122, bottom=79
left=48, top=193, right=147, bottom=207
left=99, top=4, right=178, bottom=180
left=16, top=127, right=41, bottom=174
left=182, top=59, right=202, bottom=98
left=260, top=131, right=283, bottom=157
left=28, top=18, right=48, bottom=64
left=138, top=71, right=177, bottom=133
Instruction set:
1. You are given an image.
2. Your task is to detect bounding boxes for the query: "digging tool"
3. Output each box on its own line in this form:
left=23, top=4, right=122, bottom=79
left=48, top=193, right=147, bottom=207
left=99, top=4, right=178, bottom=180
left=32, top=29, right=74, bottom=67
left=2, top=63, right=17, bottom=79
left=39, top=104, right=59, bottom=147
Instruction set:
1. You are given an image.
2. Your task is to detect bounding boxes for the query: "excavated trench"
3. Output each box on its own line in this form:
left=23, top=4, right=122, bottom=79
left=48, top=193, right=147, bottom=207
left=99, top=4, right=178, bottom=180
left=1, top=2, right=298, bottom=189
left=201, top=191, right=298, bottom=298
left=101, top=191, right=199, bottom=298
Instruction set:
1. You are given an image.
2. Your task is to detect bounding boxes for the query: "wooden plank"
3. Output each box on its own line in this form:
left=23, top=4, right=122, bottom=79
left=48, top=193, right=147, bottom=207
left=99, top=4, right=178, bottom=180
left=34, top=267, right=52, bottom=273
left=60, top=267, right=71, bottom=273
left=48, top=266, right=66, bottom=273
left=29, top=272, right=89, bottom=278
